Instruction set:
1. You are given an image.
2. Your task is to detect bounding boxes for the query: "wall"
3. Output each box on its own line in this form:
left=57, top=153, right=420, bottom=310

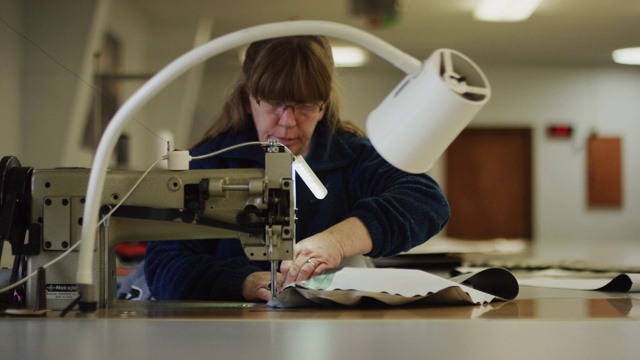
left=0, top=0, right=22, bottom=159
left=478, top=66, right=640, bottom=245
left=0, top=0, right=23, bottom=269
left=139, top=19, right=214, bottom=167
left=97, top=6, right=214, bottom=170
left=20, top=0, right=105, bottom=168
left=102, top=0, right=152, bottom=170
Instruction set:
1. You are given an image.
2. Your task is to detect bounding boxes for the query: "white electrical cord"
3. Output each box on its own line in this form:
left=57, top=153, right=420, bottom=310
left=190, top=141, right=269, bottom=161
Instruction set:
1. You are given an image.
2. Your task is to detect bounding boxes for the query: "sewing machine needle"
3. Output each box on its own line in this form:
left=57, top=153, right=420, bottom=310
left=270, top=260, right=278, bottom=299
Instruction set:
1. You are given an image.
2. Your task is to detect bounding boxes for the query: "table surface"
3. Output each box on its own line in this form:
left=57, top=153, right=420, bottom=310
left=2, top=240, right=640, bottom=360
left=2, top=284, right=639, bottom=360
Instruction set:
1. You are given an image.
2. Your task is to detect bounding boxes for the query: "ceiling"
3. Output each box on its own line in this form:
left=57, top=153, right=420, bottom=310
left=126, top=0, right=640, bottom=69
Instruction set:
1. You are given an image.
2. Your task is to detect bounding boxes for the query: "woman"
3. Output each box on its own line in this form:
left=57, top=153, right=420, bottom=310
left=144, top=35, right=450, bottom=302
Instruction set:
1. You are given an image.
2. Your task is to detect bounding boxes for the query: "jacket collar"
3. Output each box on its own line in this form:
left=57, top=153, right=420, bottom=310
left=211, top=122, right=357, bottom=171
left=304, top=122, right=357, bottom=172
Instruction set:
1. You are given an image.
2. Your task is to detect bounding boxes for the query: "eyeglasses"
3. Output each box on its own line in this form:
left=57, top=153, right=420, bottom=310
left=255, top=98, right=324, bottom=118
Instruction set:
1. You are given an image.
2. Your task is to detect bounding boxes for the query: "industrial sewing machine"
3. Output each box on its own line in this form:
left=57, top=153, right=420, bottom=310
left=0, top=142, right=296, bottom=311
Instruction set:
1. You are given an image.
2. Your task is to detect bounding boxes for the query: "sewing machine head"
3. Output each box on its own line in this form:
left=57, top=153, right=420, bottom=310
left=0, top=143, right=296, bottom=310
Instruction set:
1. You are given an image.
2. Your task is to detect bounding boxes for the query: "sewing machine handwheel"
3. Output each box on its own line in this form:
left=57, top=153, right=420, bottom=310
left=0, top=156, right=22, bottom=208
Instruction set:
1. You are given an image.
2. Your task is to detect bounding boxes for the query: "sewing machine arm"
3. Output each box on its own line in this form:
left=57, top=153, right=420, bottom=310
left=0, top=147, right=296, bottom=309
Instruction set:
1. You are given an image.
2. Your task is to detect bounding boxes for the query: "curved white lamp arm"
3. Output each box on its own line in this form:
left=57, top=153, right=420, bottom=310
left=75, top=20, right=423, bottom=298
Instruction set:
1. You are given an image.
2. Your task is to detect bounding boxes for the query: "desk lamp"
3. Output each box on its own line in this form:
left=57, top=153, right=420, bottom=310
left=75, top=20, right=490, bottom=311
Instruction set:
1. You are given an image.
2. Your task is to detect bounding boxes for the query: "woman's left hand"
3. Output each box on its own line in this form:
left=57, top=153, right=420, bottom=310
left=279, top=217, right=373, bottom=286
left=280, top=233, right=342, bottom=286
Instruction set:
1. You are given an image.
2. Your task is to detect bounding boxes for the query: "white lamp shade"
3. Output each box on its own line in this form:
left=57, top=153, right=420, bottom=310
left=366, top=49, right=490, bottom=173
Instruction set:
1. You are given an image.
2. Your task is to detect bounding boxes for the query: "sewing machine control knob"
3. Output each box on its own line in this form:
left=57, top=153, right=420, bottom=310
left=167, top=177, right=182, bottom=191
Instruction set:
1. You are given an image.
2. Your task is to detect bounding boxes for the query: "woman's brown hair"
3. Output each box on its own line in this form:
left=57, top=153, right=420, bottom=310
left=191, top=34, right=364, bottom=150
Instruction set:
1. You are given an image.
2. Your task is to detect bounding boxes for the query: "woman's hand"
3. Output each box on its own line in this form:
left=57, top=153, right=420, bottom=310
left=241, top=271, right=284, bottom=302
left=280, top=217, right=373, bottom=286
left=280, top=232, right=343, bottom=286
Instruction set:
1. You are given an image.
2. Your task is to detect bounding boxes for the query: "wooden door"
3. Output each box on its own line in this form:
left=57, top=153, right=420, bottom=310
left=445, top=128, right=532, bottom=240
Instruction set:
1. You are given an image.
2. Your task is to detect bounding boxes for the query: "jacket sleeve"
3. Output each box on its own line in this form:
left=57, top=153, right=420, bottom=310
left=347, top=143, right=451, bottom=258
left=144, top=239, right=264, bottom=301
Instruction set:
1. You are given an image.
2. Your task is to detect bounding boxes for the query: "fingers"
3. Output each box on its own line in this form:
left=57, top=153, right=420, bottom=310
left=254, top=287, right=273, bottom=302
left=281, top=235, right=341, bottom=285
left=280, top=260, right=292, bottom=278
left=242, top=271, right=284, bottom=302
left=282, top=258, right=323, bottom=285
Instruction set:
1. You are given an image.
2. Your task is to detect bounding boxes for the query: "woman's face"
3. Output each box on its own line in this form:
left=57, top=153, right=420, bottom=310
left=248, top=95, right=325, bottom=157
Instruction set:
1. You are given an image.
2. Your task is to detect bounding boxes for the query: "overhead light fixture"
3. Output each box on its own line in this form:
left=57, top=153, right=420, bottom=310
left=332, top=46, right=369, bottom=67
left=612, top=47, right=640, bottom=65
left=473, top=0, right=543, bottom=22
left=239, top=45, right=369, bottom=67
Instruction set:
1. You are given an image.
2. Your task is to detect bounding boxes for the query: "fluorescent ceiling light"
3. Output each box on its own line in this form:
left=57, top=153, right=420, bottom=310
left=332, top=46, right=369, bottom=67
left=612, top=47, right=640, bottom=65
left=474, top=0, right=543, bottom=22
left=238, top=45, right=369, bottom=67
